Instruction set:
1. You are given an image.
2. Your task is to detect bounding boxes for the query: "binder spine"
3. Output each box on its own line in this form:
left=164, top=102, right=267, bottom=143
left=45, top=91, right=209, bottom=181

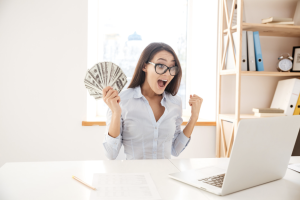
left=247, top=31, right=256, bottom=71
left=253, top=31, right=264, bottom=71
left=241, top=31, right=248, bottom=71
left=287, top=82, right=300, bottom=116
left=294, top=94, right=300, bottom=115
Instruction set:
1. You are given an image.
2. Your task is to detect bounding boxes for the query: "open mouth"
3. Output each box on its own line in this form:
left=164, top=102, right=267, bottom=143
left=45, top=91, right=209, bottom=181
left=157, top=79, right=167, bottom=89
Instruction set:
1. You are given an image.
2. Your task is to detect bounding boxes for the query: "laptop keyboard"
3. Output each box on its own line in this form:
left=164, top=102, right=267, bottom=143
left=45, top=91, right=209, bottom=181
left=198, top=174, right=225, bottom=188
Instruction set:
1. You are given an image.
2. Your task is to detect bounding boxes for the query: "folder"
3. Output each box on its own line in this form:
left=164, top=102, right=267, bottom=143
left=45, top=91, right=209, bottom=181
left=247, top=31, right=256, bottom=71
left=293, top=94, right=300, bottom=115
left=271, top=78, right=300, bottom=116
left=232, top=31, right=248, bottom=71
left=253, top=31, right=264, bottom=71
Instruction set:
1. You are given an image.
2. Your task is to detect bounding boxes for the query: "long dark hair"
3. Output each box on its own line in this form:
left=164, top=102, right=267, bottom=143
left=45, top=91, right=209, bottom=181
left=127, top=42, right=182, bottom=96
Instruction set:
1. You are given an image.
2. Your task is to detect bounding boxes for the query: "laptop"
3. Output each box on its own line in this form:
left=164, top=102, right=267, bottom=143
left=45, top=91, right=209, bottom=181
left=169, top=115, right=300, bottom=196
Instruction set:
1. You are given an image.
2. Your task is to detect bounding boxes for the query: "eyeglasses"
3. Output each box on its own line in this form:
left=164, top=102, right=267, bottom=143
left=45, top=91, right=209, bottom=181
left=148, top=62, right=179, bottom=76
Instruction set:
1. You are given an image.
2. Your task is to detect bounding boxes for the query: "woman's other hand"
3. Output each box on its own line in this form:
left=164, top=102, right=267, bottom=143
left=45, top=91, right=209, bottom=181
left=103, top=86, right=122, bottom=115
left=189, top=94, right=203, bottom=120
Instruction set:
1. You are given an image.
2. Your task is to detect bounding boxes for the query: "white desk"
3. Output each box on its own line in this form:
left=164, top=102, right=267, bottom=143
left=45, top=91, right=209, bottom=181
left=0, top=157, right=299, bottom=200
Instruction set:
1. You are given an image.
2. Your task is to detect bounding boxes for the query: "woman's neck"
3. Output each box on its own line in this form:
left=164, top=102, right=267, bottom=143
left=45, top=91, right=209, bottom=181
left=141, top=81, right=162, bottom=99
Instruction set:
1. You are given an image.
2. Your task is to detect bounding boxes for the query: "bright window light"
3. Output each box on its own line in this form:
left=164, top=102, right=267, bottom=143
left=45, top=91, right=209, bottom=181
left=88, top=0, right=188, bottom=117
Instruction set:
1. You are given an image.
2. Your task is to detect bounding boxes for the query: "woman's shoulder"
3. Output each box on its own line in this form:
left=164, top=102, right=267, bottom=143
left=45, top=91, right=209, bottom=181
left=165, top=92, right=182, bottom=106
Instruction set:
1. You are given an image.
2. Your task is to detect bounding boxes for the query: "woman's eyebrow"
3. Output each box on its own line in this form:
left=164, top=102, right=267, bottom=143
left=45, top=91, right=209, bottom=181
left=157, top=58, right=175, bottom=62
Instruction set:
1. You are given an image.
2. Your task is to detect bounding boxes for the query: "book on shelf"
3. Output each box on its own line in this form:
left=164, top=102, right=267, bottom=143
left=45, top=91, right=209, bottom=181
left=252, top=108, right=284, bottom=113
left=265, top=21, right=294, bottom=25
left=261, top=17, right=293, bottom=24
left=254, top=113, right=286, bottom=117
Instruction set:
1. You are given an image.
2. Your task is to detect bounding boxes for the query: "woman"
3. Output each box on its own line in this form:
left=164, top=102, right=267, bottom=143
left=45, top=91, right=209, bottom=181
left=102, top=42, right=203, bottom=160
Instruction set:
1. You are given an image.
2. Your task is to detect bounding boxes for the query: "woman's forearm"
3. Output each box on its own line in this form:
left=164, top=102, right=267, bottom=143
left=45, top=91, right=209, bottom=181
left=108, top=112, right=121, bottom=138
left=183, top=115, right=198, bottom=138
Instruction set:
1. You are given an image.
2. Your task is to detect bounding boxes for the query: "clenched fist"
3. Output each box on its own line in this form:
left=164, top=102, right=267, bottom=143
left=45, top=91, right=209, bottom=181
left=189, top=94, right=203, bottom=120
left=103, top=86, right=121, bottom=115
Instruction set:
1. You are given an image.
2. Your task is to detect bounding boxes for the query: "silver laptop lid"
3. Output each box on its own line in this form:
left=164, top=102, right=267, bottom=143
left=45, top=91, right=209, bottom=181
left=222, top=115, right=300, bottom=195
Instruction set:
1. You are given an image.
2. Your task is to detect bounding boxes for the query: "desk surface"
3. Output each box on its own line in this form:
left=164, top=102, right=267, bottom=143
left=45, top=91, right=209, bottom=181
left=0, top=157, right=299, bottom=200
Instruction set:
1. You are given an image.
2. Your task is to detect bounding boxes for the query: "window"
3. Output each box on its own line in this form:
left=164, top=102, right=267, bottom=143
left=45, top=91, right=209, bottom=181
left=87, top=0, right=218, bottom=121
left=87, top=0, right=188, bottom=118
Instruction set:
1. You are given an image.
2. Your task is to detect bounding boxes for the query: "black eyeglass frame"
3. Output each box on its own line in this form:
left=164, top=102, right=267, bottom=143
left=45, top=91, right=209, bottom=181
left=148, top=62, right=179, bottom=76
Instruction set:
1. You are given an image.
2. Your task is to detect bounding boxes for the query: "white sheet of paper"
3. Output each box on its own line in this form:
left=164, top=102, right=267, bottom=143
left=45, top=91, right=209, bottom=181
left=89, top=173, right=161, bottom=200
left=288, top=163, right=300, bottom=173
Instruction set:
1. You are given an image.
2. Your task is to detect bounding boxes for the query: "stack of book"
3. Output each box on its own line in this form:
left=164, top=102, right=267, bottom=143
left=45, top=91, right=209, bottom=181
left=261, top=17, right=294, bottom=25
left=252, top=108, right=285, bottom=117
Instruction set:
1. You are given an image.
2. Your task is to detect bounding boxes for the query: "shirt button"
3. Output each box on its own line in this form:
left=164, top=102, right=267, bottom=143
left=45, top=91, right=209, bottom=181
left=155, top=127, right=157, bottom=129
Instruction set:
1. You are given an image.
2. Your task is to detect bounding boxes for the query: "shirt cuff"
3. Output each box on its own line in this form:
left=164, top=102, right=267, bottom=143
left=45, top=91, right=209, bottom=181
left=105, top=132, right=121, bottom=150
left=177, top=131, right=191, bottom=145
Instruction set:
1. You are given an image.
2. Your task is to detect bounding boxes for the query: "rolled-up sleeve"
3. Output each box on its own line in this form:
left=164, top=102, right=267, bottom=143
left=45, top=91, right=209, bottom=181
left=102, top=108, right=123, bottom=160
left=171, top=102, right=191, bottom=157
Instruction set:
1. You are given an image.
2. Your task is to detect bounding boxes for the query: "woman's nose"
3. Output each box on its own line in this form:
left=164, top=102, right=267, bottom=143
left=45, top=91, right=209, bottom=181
left=164, top=69, right=172, bottom=76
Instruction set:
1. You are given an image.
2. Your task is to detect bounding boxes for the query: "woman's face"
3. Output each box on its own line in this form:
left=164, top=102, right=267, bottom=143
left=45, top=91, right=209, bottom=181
left=142, top=50, right=176, bottom=95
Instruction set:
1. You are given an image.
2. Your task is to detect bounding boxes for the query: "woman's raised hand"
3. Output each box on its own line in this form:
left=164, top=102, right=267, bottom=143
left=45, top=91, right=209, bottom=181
left=103, top=86, right=121, bottom=115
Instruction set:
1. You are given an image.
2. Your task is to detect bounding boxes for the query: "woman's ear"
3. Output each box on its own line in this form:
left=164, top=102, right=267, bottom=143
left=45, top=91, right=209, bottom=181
left=142, top=63, right=147, bottom=72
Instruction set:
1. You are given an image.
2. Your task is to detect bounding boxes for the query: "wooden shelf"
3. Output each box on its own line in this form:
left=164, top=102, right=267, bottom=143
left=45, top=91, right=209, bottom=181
left=219, top=114, right=287, bottom=122
left=219, top=114, right=259, bottom=121
left=220, top=70, right=300, bottom=76
left=216, top=0, right=300, bottom=158
left=224, top=23, right=300, bottom=37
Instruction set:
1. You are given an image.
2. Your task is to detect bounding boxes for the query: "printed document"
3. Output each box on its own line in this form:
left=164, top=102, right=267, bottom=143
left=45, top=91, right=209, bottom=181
left=89, top=173, right=161, bottom=200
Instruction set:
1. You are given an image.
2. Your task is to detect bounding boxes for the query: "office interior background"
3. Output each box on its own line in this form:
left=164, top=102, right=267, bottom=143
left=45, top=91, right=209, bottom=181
left=1, top=0, right=300, bottom=167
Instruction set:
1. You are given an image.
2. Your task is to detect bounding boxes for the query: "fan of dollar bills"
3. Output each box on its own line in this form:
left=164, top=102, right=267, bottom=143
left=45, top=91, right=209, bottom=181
left=84, top=62, right=128, bottom=100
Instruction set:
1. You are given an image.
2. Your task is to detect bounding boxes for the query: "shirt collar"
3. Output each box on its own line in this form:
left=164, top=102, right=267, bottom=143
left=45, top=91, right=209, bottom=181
left=134, top=85, right=167, bottom=101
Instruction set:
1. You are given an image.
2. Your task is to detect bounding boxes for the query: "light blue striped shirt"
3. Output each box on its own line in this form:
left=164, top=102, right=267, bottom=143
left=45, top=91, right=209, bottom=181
left=103, top=85, right=191, bottom=160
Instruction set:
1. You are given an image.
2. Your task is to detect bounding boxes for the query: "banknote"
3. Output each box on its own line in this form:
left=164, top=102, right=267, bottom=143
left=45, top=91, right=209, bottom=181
left=84, top=62, right=128, bottom=99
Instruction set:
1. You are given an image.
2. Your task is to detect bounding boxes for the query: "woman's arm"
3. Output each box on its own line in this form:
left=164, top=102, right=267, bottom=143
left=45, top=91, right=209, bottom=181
left=184, top=94, right=203, bottom=138
left=183, top=116, right=198, bottom=138
left=108, top=112, right=121, bottom=138
left=102, top=86, right=123, bottom=159
left=171, top=114, right=191, bottom=157
left=171, top=94, right=202, bottom=157
left=102, top=109, right=123, bottom=160
left=171, top=116, right=197, bottom=157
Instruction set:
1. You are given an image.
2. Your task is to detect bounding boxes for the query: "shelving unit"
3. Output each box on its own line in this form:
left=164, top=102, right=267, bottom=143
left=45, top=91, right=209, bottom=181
left=216, top=0, right=300, bottom=158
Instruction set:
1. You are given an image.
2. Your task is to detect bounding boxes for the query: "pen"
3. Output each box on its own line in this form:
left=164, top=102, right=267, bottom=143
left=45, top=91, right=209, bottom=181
left=72, top=176, right=96, bottom=190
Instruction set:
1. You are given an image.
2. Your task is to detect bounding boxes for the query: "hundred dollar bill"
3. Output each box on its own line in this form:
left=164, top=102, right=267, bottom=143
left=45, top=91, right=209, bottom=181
left=89, top=63, right=105, bottom=87
left=111, top=73, right=127, bottom=93
left=84, top=80, right=103, bottom=93
left=84, top=62, right=127, bottom=99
